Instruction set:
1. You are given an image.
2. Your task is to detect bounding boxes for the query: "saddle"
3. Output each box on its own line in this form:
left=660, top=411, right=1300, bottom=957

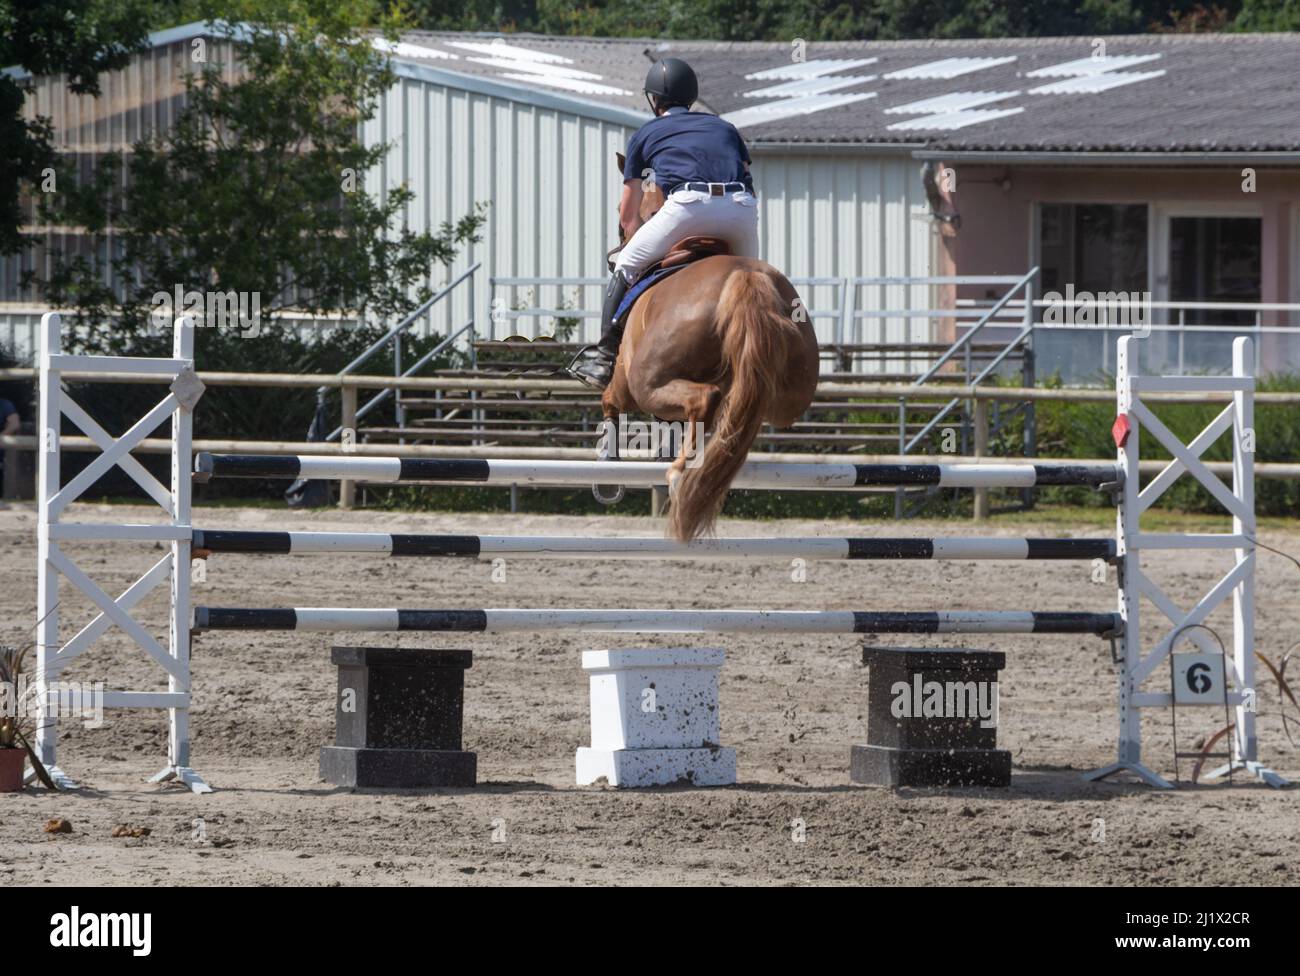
left=612, top=237, right=732, bottom=326
left=659, top=236, right=731, bottom=269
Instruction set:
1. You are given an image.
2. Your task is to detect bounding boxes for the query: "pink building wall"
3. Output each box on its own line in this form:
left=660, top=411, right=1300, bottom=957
left=936, top=165, right=1300, bottom=365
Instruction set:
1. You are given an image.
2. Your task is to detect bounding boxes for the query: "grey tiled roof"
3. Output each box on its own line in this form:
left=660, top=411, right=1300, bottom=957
left=395, top=31, right=652, bottom=112
left=394, top=30, right=1300, bottom=154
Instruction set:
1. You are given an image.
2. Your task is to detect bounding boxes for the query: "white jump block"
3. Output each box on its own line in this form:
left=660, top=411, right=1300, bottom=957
left=576, top=648, right=736, bottom=788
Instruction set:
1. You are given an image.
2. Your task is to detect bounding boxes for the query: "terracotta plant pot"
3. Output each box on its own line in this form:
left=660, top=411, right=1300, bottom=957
left=0, top=747, right=26, bottom=792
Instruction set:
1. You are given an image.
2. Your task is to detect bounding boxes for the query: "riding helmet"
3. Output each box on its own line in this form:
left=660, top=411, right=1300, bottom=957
left=644, top=58, right=698, bottom=109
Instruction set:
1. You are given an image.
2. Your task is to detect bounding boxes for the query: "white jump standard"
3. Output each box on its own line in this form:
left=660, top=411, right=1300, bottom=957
left=194, top=453, right=1121, bottom=490
left=1085, top=336, right=1284, bottom=789
left=34, top=312, right=209, bottom=793
left=192, top=529, right=1116, bottom=561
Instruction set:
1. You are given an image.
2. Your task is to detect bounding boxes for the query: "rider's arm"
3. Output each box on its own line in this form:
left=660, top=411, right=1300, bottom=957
left=619, top=179, right=644, bottom=238
left=733, top=122, right=755, bottom=192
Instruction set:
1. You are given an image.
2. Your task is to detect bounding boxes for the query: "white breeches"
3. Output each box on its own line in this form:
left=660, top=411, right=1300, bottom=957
left=614, top=189, right=760, bottom=282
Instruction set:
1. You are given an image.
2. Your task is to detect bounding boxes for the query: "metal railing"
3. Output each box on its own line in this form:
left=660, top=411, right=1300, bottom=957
left=902, top=267, right=1039, bottom=454
left=488, top=276, right=603, bottom=340
left=1026, top=297, right=1300, bottom=378
left=846, top=273, right=1030, bottom=375
left=879, top=269, right=1040, bottom=517
left=486, top=272, right=1047, bottom=381
left=792, top=277, right=849, bottom=344
left=322, top=263, right=479, bottom=441
left=487, top=275, right=847, bottom=346
left=434, top=275, right=1300, bottom=382
left=0, top=304, right=371, bottom=364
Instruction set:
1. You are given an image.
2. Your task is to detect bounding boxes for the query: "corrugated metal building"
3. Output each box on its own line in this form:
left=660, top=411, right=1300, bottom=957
left=1, top=23, right=938, bottom=363
left=365, top=32, right=936, bottom=354
left=10, top=23, right=1298, bottom=377
left=1, top=25, right=281, bottom=358
left=1, top=26, right=248, bottom=358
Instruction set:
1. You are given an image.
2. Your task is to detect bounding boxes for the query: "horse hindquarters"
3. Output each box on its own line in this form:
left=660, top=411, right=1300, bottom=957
left=668, top=268, right=805, bottom=541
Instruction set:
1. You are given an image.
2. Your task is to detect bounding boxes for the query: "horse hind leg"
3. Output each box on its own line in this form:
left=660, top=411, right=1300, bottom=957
left=637, top=380, right=723, bottom=525
left=601, top=355, right=634, bottom=424
left=592, top=365, right=635, bottom=505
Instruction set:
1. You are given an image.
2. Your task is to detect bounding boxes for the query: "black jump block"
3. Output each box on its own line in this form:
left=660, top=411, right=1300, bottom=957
left=320, top=646, right=476, bottom=788
left=850, top=646, right=1011, bottom=788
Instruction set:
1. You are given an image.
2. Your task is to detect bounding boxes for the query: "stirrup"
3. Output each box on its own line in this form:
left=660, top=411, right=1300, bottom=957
left=567, top=345, right=616, bottom=389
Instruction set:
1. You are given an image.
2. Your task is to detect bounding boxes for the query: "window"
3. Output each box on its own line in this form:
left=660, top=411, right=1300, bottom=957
left=1037, top=203, right=1148, bottom=300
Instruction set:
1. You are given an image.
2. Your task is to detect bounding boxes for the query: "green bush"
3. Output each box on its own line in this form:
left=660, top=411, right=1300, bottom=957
left=1033, top=374, right=1300, bottom=517
left=67, top=321, right=469, bottom=502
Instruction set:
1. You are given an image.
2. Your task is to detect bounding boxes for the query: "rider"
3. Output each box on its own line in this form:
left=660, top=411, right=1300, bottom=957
left=568, top=57, right=759, bottom=389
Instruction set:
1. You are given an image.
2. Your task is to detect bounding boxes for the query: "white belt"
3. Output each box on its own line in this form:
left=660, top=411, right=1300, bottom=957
left=673, top=182, right=749, bottom=197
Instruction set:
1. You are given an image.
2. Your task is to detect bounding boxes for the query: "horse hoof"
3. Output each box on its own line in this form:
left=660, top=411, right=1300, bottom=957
left=592, top=484, right=625, bottom=505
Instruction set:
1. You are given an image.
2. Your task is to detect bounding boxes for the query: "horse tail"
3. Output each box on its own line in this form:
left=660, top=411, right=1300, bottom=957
left=669, top=268, right=801, bottom=542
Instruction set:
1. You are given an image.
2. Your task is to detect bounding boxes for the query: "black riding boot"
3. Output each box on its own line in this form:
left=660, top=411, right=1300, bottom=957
left=568, top=271, right=630, bottom=389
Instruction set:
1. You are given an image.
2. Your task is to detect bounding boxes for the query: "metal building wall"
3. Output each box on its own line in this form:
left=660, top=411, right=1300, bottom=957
left=369, top=71, right=935, bottom=357
left=4, top=33, right=209, bottom=297
left=367, top=68, right=640, bottom=349
left=2, top=33, right=935, bottom=366
left=750, top=149, right=936, bottom=354
left=0, top=26, right=240, bottom=360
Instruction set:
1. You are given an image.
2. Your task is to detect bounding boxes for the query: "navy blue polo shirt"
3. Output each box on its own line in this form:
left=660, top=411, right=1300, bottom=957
left=0, top=399, right=14, bottom=422
left=623, top=107, right=753, bottom=195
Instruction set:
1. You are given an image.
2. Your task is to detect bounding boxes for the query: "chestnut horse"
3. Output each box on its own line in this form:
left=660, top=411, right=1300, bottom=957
left=603, top=159, right=820, bottom=541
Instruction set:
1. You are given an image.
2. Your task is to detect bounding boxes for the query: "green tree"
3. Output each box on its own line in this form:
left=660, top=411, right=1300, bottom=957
left=0, top=0, right=155, bottom=257
left=1233, top=0, right=1300, bottom=29
left=406, top=0, right=1249, bottom=38
left=40, top=0, right=485, bottom=355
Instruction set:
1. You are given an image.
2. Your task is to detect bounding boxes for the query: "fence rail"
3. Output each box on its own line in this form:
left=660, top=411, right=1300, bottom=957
left=10, top=285, right=1300, bottom=377
left=8, top=362, right=1300, bottom=513
left=8, top=366, right=1300, bottom=403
